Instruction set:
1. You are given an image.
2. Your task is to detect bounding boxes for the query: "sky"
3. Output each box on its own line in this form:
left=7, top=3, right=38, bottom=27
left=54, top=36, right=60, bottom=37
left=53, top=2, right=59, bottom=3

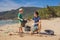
left=0, top=0, right=60, bottom=12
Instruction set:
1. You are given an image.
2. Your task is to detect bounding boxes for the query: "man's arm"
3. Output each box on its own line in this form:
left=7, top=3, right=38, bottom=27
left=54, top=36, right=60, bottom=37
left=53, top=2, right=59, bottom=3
left=38, top=20, right=41, bottom=32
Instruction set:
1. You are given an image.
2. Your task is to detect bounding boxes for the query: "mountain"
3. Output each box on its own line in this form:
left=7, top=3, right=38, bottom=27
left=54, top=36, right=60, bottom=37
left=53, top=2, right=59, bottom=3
left=0, top=6, right=60, bottom=20
left=0, top=7, right=40, bottom=20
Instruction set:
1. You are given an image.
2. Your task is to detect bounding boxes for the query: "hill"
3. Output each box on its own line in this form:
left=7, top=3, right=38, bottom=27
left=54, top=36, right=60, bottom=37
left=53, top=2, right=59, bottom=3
left=0, top=6, right=60, bottom=20
left=38, top=6, right=60, bottom=19
left=0, top=7, right=40, bottom=20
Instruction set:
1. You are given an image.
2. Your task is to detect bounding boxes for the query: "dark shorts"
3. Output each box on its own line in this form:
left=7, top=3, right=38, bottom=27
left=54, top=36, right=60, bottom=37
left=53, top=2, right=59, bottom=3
left=32, top=26, right=38, bottom=32
left=19, top=20, right=27, bottom=27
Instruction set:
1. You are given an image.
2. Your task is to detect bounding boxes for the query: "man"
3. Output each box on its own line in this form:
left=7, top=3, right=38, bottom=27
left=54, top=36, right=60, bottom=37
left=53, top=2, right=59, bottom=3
left=31, top=11, right=41, bottom=35
left=18, top=8, right=24, bottom=36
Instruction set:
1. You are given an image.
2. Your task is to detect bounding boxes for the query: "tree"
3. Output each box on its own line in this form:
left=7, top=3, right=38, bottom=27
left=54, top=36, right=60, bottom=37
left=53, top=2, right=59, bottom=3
left=47, top=5, right=57, bottom=17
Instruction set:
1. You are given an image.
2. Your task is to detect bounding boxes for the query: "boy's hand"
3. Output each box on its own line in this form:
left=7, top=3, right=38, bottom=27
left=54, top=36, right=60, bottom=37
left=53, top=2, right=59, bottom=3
left=20, top=19, right=23, bottom=21
left=18, top=17, right=20, bottom=20
left=18, top=17, right=23, bottom=21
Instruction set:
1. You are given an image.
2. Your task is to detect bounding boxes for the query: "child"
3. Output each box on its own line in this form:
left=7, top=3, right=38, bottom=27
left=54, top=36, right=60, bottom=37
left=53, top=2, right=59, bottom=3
left=31, top=11, right=41, bottom=34
left=18, top=8, right=24, bottom=36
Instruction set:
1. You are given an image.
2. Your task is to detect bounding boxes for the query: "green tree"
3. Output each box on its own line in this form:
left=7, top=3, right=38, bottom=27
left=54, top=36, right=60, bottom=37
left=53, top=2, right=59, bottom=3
left=47, top=5, right=57, bottom=17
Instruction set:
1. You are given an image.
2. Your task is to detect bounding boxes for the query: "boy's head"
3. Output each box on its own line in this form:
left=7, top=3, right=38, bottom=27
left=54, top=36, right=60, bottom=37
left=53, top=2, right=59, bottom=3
left=19, top=8, right=23, bottom=14
left=34, top=11, right=39, bottom=17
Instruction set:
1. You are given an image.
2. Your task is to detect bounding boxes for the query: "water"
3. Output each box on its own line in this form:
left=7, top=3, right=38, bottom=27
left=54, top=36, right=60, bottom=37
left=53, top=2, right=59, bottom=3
left=0, top=20, right=18, bottom=26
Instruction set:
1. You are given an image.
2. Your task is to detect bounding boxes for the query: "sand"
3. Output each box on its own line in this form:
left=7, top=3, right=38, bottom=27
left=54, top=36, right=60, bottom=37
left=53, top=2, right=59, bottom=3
left=0, top=18, right=60, bottom=40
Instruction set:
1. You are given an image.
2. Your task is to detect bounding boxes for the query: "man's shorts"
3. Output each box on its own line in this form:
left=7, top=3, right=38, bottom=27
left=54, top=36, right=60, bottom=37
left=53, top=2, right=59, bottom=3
left=32, top=26, right=38, bottom=32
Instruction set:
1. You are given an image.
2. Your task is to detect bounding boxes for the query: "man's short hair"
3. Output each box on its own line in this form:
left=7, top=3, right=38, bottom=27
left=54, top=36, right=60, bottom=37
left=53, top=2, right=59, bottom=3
left=35, top=11, right=39, bottom=16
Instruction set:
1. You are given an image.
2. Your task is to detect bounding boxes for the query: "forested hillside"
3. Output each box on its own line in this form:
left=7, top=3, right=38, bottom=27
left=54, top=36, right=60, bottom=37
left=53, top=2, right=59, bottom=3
left=0, top=6, right=60, bottom=20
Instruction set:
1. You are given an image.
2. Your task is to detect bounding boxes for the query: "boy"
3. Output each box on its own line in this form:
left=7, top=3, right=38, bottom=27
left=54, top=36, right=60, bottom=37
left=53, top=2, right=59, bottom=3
left=18, top=8, right=24, bottom=36
left=31, top=11, right=41, bottom=34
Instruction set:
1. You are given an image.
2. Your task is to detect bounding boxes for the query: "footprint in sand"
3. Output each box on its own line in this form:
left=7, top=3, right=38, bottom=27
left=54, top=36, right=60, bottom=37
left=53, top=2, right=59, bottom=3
left=0, top=29, right=4, bottom=31
left=59, top=38, right=60, bottom=40
left=9, top=33, right=13, bottom=36
left=39, top=35, right=48, bottom=37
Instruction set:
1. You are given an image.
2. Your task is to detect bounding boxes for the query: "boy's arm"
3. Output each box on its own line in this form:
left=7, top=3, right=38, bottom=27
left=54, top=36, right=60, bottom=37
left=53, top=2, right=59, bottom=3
left=18, top=16, right=20, bottom=19
left=18, top=14, right=23, bottom=21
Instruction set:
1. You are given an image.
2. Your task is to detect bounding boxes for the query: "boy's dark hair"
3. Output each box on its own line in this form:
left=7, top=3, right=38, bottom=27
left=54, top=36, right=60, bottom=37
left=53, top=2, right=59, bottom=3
left=35, top=11, right=39, bottom=16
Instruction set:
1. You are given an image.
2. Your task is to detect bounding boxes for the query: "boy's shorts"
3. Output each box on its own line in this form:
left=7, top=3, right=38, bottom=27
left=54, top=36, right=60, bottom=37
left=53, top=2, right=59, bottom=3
left=18, top=22, right=23, bottom=28
left=18, top=20, right=27, bottom=28
left=32, top=26, right=38, bottom=32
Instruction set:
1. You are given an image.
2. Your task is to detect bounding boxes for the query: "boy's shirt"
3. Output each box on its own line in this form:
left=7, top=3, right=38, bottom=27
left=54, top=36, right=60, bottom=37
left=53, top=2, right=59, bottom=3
left=18, top=13, right=23, bottom=23
left=33, top=16, right=40, bottom=26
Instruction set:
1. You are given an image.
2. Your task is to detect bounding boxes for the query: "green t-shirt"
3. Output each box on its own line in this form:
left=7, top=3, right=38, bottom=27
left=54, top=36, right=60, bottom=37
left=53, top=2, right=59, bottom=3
left=18, top=13, right=23, bottom=22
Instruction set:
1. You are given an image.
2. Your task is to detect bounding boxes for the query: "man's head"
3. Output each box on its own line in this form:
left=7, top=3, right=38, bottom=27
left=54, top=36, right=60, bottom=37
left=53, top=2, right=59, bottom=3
left=34, top=11, right=39, bottom=17
left=19, top=8, right=23, bottom=14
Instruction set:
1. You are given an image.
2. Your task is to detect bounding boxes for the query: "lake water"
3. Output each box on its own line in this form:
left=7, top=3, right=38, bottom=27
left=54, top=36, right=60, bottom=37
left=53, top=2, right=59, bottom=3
left=0, top=20, right=18, bottom=26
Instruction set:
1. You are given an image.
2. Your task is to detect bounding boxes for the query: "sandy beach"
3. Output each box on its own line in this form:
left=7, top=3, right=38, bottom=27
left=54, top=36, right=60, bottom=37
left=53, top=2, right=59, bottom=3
left=0, top=18, right=60, bottom=40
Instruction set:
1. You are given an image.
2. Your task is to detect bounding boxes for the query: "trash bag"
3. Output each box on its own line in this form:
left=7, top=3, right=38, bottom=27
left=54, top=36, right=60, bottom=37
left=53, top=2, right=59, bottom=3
left=21, top=20, right=27, bottom=27
left=45, top=30, right=54, bottom=35
left=25, top=26, right=31, bottom=31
